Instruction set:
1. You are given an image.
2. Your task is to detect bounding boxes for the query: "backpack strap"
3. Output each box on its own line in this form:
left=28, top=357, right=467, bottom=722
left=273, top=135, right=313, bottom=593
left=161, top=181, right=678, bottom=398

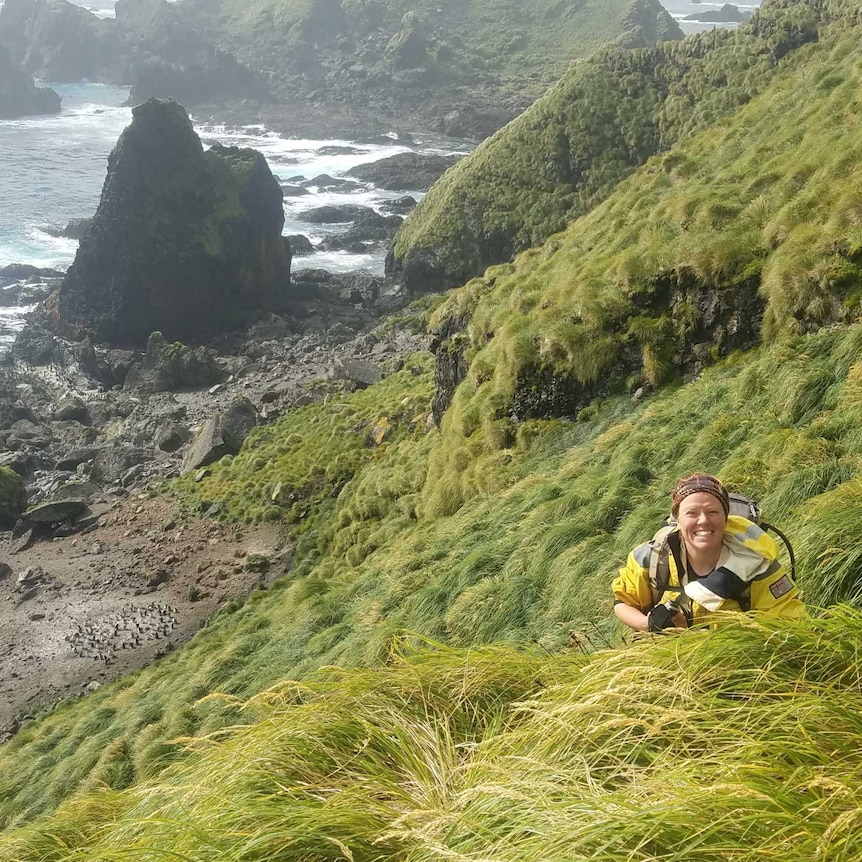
left=648, top=525, right=685, bottom=607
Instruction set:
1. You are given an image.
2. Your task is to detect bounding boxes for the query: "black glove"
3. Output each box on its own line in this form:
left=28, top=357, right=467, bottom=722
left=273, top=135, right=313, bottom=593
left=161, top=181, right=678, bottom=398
left=647, top=602, right=677, bottom=632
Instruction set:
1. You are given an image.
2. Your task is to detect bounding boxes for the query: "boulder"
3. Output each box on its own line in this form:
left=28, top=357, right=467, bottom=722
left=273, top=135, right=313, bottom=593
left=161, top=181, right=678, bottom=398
left=281, top=185, right=311, bottom=197
left=53, top=98, right=291, bottom=346
left=54, top=396, right=90, bottom=423
left=0, top=465, right=27, bottom=526
left=220, top=396, right=257, bottom=451
left=182, top=417, right=229, bottom=473
left=55, top=445, right=102, bottom=472
left=155, top=420, right=191, bottom=452
left=22, top=498, right=87, bottom=524
left=330, top=358, right=383, bottom=389
left=124, top=331, right=222, bottom=392
left=6, top=420, right=53, bottom=450
left=90, top=444, right=153, bottom=485
left=287, top=234, right=315, bottom=255
left=296, top=204, right=377, bottom=224
left=181, top=396, right=257, bottom=473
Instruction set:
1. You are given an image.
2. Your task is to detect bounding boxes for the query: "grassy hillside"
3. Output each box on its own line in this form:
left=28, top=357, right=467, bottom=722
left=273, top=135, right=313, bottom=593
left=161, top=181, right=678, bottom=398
left=5, top=0, right=862, bottom=849
left=5, top=318, right=862, bottom=829
left=421, top=3, right=862, bottom=517
left=391, top=0, right=841, bottom=293
left=3, top=613, right=862, bottom=860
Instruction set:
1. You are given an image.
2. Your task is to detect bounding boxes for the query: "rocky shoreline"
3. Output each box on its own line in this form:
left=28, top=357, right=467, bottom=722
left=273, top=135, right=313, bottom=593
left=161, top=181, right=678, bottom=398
left=0, top=263, right=429, bottom=739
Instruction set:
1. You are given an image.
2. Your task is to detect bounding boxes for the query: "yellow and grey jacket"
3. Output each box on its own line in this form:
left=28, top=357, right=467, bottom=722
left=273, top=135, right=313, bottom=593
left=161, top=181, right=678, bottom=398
left=612, top=516, right=805, bottom=624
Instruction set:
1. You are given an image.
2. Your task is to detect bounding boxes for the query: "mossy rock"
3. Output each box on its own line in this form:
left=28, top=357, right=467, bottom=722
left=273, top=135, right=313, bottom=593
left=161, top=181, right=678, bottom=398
left=0, top=466, right=27, bottom=526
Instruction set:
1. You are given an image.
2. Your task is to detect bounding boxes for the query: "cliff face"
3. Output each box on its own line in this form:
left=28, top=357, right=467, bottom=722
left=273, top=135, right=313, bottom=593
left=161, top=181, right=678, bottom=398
left=55, top=98, right=290, bottom=346
left=0, top=0, right=121, bottom=82
left=389, top=0, right=824, bottom=295
left=0, top=42, right=60, bottom=119
left=0, top=0, right=265, bottom=103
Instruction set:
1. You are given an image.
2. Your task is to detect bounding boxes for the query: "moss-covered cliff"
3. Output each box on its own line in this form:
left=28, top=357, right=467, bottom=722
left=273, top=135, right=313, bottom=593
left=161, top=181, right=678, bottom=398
left=391, top=0, right=835, bottom=294
left=54, top=98, right=290, bottom=346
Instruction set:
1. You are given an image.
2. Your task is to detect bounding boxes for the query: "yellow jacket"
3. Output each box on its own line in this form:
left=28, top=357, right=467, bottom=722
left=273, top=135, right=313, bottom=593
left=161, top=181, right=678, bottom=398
left=612, top=516, right=805, bottom=625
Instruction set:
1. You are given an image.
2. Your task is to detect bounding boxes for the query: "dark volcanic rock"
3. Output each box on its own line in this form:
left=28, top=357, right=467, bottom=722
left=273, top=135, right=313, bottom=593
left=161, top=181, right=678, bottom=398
left=287, top=235, right=315, bottom=256
left=181, top=397, right=256, bottom=473
left=685, top=4, right=750, bottom=22
left=22, top=498, right=87, bottom=525
left=0, top=43, right=60, bottom=119
left=124, top=332, right=222, bottom=393
left=296, top=204, right=378, bottom=224
left=0, top=0, right=120, bottom=83
left=346, top=153, right=462, bottom=191
left=52, top=98, right=292, bottom=346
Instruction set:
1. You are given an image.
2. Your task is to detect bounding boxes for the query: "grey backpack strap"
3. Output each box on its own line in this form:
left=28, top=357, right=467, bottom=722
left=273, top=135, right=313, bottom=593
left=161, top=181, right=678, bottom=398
left=648, top=525, right=678, bottom=607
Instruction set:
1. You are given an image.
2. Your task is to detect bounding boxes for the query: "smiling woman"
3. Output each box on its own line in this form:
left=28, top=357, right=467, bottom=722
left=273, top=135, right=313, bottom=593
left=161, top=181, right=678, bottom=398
left=613, top=473, right=805, bottom=632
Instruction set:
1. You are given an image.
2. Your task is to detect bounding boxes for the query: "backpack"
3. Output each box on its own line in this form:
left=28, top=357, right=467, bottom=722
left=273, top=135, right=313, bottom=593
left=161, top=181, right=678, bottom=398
left=648, top=493, right=796, bottom=609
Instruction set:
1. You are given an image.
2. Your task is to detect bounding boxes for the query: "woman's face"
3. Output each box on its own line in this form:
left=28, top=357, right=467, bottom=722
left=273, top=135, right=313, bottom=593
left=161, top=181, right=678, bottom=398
left=677, top=491, right=727, bottom=558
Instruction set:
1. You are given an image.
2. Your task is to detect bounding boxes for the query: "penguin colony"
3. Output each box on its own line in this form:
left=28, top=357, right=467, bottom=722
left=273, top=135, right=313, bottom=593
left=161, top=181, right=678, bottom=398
left=66, top=602, right=178, bottom=663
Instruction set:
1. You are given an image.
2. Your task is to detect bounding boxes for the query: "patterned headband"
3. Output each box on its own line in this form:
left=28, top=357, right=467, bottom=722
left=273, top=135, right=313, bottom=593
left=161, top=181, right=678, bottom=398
left=671, top=473, right=729, bottom=517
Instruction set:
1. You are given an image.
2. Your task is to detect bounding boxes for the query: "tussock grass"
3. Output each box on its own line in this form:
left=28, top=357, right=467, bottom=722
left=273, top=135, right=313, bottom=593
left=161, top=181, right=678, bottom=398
left=6, top=322, right=862, bottom=827
left=421, top=11, right=862, bottom=516
left=4, top=616, right=862, bottom=860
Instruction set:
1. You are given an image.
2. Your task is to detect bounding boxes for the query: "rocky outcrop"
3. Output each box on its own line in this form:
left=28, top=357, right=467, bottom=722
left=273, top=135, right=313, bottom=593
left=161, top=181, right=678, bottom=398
left=51, top=98, right=292, bottom=346
left=346, top=153, right=462, bottom=191
left=114, top=0, right=266, bottom=105
left=0, top=0, right=121, bottom=82
left=685, top=4, right=752, bottom=23
left=0, top=43, right=60, bottom=119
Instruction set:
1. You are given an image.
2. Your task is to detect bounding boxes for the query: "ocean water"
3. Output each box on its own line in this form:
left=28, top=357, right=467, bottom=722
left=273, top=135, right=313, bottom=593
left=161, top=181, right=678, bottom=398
left=662, top=0, right=762, bottom=34
left=0, top=82, right=470, bottom=345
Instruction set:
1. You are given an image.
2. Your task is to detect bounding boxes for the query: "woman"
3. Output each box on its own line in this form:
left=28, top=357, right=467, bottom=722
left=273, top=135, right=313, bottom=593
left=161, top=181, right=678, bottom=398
left=613, top=473, right=805, bottom=632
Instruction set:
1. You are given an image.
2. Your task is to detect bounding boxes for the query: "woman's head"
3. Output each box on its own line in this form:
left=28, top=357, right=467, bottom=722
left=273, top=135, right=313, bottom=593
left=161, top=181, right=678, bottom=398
left=671, top=473, right=729, bottom=518
left=671, top=474, right=729, bottom=559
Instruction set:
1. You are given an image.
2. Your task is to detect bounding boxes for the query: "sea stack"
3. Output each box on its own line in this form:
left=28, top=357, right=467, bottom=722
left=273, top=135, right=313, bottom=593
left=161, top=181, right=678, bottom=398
left=55, top=98, right=291, bottom=345
left=0, top=43, right=60, bottom=119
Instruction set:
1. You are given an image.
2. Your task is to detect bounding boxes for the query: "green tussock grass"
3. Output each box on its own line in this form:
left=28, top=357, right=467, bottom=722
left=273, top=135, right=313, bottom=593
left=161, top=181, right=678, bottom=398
left=4, top=613, right=862, bottom=860
left=421, top=7, right=862, bottom=516
left=6, top=321, right=862, bottom=826
left=393, top=0, right=848, bottom=292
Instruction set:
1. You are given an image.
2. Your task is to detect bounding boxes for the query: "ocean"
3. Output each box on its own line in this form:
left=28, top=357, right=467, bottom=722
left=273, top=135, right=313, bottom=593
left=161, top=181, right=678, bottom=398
left=0, top=81, right=469, bottom=346
left=0, top=0, right=761, bottom=347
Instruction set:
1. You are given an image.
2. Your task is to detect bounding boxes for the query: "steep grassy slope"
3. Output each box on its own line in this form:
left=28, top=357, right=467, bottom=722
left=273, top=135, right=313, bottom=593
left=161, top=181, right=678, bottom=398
left=5, top=321, right=862, bottom=828
left=3, top=613, right=862, bottom=860
left=391, top=0, right=846, bottom=293
left=5, top=0, right=862, bottom=842
left=422, top=7, right=862, bottom=517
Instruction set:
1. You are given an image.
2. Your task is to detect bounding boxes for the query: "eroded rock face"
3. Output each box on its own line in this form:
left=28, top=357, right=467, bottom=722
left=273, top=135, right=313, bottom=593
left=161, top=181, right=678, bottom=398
left=0, top=43, right=60, bottom=119
left=0, top=0, right=120, bottom=82
left=53, top=98, right=292, bottom=346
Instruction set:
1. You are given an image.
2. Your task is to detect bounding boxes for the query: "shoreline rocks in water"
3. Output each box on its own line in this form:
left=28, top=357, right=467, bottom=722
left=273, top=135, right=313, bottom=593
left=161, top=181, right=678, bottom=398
left=49, top=98, right=292, bottom=346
